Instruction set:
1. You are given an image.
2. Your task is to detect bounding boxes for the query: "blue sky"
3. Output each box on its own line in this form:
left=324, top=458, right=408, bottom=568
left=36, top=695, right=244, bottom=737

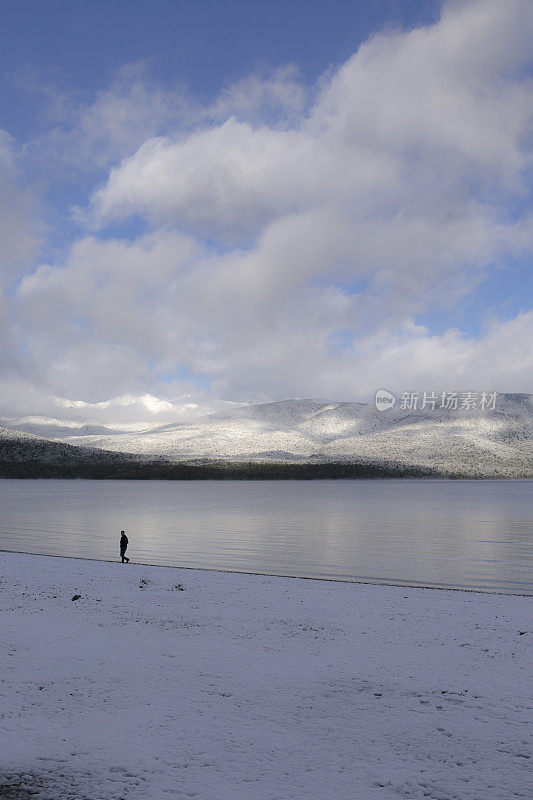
left=1, top=1, right=440, bottom=122
left=0, top=0, right=531, bottom=423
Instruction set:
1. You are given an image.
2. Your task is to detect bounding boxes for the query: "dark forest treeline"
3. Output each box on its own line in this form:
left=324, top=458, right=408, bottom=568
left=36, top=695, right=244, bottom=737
left=0, top=430, right=447, bottom=479
left=0, top=459, right=442, bottom=480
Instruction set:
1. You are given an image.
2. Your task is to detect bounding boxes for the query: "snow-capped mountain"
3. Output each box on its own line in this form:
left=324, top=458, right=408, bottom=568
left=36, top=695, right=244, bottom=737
left=11, top=393, right=527, bottom=478
left=0, top=425, right=141, bottom=468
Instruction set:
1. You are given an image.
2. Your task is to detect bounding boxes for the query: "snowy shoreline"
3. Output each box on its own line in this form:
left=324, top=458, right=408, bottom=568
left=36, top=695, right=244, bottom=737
left=1, top=552, right=530, bottom=800
left=1, top=548, right=530, bottom=596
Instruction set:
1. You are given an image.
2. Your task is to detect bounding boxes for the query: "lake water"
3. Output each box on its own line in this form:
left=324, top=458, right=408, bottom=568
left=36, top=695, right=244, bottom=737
left=0, top=479, right=531, bottom=594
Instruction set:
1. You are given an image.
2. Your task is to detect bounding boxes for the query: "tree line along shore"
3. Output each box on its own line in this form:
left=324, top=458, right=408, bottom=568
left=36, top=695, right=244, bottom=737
left=0, top=459, right=440, bottom=480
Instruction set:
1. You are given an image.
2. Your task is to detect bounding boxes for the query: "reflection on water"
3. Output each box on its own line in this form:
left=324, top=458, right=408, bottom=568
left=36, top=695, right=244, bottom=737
left=0, top=479, right=531, bottom=594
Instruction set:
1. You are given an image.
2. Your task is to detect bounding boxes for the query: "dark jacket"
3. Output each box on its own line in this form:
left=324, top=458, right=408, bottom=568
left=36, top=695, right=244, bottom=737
left=120, top=534, right=128, bottom=548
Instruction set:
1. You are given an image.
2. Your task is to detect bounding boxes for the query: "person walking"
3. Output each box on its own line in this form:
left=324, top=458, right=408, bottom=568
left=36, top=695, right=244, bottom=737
left=120, top=530, right=130, bottom=563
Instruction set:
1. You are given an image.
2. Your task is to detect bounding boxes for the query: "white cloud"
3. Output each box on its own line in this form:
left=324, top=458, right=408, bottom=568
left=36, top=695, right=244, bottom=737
left=209, top=64, right=308, bottom=125
left=202, top=308, right=533, bottom=403
left=15, top=230, right=202, bottom=398
left=0, top=381, right=216, bottom=426
left=87, top=121, right=333, bottom=238
left=0, top=131, right=39, bottom=281
left=23, top=62, right=197, bottom=177
left=310, top=0, right=532, bottom=177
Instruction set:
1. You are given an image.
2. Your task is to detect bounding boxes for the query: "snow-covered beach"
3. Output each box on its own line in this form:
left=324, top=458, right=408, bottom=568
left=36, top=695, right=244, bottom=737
left=1, top=551, right=530, bottom=800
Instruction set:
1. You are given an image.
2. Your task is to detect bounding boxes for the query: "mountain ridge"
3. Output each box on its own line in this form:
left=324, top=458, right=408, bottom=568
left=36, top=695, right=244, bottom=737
left=1, top=394, right=531, bottom=478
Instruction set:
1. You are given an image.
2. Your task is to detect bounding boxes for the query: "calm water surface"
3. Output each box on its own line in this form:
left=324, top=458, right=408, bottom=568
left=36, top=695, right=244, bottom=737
left=0, top=479, right=531, bottom=594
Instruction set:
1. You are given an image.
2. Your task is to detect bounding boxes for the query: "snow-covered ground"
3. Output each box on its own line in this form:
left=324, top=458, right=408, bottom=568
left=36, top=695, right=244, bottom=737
left=1, top=551, right=530, bottom=800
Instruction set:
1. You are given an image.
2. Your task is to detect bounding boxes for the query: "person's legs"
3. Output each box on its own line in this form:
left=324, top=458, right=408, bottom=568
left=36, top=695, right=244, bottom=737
left=120, top=546, right=127, bottom=562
